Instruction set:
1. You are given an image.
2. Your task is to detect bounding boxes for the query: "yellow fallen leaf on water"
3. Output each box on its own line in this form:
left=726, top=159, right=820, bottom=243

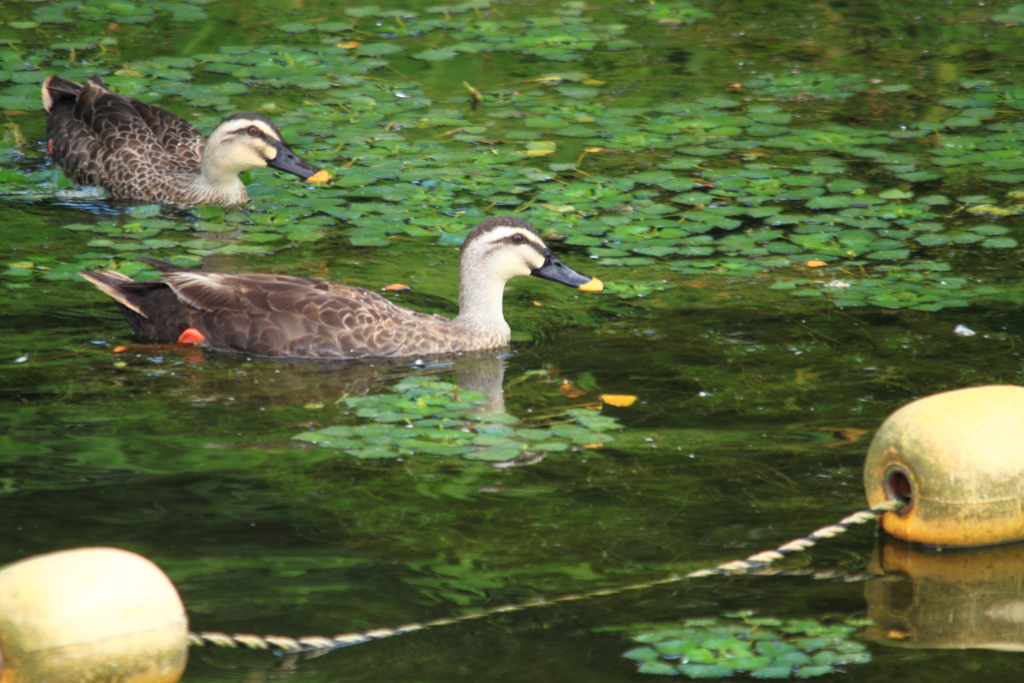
left=601, top=394, right=637, bottom=407
left=383, top=283, right=410, bottom=291
left=557, top=381, right=588, bottom=399
left=524, top=149, right=554, bottom=157
left=804, top=260, right=827, bottom=267
left=580, top=443, right=604, bottom=449
left=335, top=41, right=362, bottom=49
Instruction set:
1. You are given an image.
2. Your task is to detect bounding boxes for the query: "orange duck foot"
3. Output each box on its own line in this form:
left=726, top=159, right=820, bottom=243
left=175, top=328, right=205, bottom=345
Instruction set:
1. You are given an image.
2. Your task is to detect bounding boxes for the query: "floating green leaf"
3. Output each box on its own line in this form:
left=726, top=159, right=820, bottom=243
left=625, top=614, right=871, bottom=679
left=293, top=376, right=619, bottom=461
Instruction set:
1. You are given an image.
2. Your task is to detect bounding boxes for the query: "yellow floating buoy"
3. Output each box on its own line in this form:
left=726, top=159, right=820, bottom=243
left=0, top=547, right=188, bottom=683
left=863, top=384, right=1024, bottom=547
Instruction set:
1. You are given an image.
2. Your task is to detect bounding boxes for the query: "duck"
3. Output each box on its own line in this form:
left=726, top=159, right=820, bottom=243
left=41, top=75, right=331, bottom=208
left=81, top=216, right=604, bottom=359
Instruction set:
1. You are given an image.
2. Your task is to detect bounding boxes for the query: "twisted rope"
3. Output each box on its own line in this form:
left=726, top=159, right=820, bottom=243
left=188, top=498, right=905, bottom=653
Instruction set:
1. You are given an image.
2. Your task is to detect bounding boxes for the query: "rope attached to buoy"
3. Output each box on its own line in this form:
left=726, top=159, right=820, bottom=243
left=187, top=499, right=904, bottom=654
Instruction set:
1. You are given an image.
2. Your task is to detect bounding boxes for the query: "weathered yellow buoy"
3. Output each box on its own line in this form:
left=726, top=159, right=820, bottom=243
left=0, top=547, right=188, bottom=683
left=863, top=384, right=1024, bottom=547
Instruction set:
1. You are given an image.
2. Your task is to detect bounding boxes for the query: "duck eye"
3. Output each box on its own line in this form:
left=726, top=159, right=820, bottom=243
left=511, top=233, right=524, bottom=244
left=246, top=126, right=260, bottom=136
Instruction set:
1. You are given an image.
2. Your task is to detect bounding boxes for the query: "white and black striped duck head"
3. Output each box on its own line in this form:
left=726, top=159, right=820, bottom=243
left=201, top=113, right=329, bottom=186
left=460, top=217, right=602, bottom=289
left=454, top=217, right=602, bottom=336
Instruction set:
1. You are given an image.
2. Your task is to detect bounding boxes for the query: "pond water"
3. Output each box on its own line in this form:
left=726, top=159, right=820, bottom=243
left=3, top=0, right=1024, bottom=680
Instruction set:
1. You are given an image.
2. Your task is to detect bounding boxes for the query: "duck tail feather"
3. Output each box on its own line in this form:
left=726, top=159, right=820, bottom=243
left=80, top=270, right=147, bottom=317
left=41, top=75, right=82, bottom=113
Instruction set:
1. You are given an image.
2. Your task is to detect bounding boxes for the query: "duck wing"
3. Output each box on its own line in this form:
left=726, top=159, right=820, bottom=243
left=88, top=259, right=450, bottom=359
left=123, top=95, right=205, bottom=167
left=43, top=76, right=204, bottom=192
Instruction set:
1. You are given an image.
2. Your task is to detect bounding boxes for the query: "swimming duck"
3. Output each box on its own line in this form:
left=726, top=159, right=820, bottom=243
left=81, top=217, right=604, bottom=359
left=41, top=75, right=330, bottom=208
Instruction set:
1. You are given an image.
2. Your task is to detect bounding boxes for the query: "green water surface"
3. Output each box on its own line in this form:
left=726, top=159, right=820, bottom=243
left=3, top=0, right=1024, bottom=681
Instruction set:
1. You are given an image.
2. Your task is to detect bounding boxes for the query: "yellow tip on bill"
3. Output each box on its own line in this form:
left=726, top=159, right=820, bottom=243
left=306, top=170, right=332, bottom=183
left=578, top=277, right=603, bottom=292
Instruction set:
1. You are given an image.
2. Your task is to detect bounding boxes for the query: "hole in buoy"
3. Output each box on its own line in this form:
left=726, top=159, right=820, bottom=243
left=884, top=467, right=914, bottom=516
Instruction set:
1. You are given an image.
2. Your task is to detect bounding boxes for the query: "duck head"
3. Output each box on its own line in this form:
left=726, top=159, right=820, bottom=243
left=459, top=216, right=603, bottom=292
left=201, top=113, right=329, bottom=185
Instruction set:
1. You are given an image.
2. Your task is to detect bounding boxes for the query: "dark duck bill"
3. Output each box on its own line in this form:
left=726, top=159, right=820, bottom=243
left=531, top=253, right=604, bottom=292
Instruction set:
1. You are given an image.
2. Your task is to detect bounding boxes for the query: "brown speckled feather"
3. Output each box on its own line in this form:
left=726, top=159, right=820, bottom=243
left=121, top=97, right=205, bottom=166
left=85, top=258, right=462, bottom=359
left=44, top=76, right=204, bottom=200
